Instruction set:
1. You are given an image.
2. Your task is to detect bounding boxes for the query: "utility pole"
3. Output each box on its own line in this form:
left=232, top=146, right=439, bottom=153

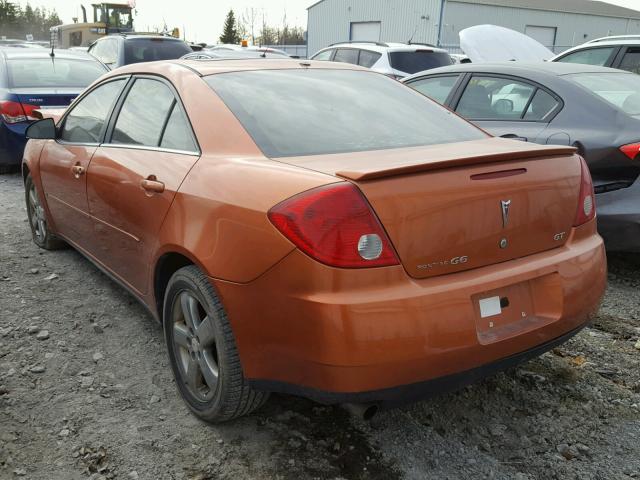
left=437, top=0, right=446, bottom=47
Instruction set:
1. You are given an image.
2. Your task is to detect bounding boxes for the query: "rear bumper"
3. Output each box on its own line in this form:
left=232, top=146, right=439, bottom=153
left=248, top=323, right=587, bottom=406
left=0, top=122, right=28, bottom=166
left=213, top=221, right=606, bottom=402
left=596, top=178, right=640, bottom=252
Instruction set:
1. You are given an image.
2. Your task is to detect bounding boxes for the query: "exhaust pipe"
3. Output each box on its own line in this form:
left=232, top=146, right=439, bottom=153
left=341, top=403, right=379, bottom=421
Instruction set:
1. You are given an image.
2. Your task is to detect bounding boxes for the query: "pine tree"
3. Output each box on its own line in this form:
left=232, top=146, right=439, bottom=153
left=219, top=9, right=240, bottom=44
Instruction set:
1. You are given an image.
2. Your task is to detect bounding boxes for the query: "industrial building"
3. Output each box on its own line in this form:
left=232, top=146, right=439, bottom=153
left=306, top=0, right=640, bottom=56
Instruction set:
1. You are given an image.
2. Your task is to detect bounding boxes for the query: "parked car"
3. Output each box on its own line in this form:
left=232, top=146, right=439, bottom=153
left=0, top=48, right=107, bottom=173
left=310, top=41, right=453, bottom=78
left=23, top=59, right=605, bottom=422
left=208, top=44, right=290, bottom=57
left=552, top=36, right=640, bottom=74
left=403, top=62, right=640, bottom=252
left=88, top=34, right=192, bottom=69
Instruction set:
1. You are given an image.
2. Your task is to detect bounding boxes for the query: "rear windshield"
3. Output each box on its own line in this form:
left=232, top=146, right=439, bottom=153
left=7, top=58, right=106, bottom=88
left=124, top=39, right=192, bottom=64
left=389, top=51, right=453, bottom=74
left=205, top=69, right=485, bottom=157
left=567, top=72, right=640, bottom=116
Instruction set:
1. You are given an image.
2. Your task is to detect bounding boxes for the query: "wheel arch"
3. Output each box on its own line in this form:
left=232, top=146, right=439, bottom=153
left=153, top=248, right=211, bottom=322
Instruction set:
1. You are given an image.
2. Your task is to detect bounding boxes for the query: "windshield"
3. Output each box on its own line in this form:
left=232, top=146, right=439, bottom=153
left=124, top=39, right=192, bottom=64
left=206, top=69, right=485, bottom=157
left=7, top=58, right=106, bottom=88
left=567, top=72, right=640, bottom=116
left=389, top=51, right=453, bottom=75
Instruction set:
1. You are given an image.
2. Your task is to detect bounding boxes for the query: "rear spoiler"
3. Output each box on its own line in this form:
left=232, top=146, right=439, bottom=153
left=336, top=139, right=576, bottom=181
left=33, top=108, right=66, bottom=124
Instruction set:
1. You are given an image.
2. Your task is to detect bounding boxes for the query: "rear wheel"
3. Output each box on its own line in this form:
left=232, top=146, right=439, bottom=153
left=163, top=265, right=269, bottom=423
left=25, top=174, right=66, bottom=250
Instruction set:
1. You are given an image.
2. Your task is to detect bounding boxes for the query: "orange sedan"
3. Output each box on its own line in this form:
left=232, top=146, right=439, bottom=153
left=22, top=59, right=606, bottom=422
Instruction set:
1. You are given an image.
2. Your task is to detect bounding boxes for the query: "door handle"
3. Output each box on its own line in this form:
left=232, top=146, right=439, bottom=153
left=71, top=164, right=85, bottom=178
left=141, top=176, right=165, bottom=193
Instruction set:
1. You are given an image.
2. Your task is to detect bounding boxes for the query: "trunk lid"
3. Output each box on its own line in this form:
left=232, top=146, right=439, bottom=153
left=13, top=88, right=81, bottom=108
left=279, top=138, right=581, bottom=278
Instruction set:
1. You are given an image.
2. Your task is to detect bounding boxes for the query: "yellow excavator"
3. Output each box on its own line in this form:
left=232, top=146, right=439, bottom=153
left=50, top=3, right=135, bottom=49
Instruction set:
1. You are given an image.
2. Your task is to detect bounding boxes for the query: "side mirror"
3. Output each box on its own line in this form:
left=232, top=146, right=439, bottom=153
left=25, top=118, right=56, bottom=140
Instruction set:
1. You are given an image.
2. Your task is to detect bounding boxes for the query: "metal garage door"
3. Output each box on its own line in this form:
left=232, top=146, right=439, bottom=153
left=525, top=25, right=557, bottom=48
left=350, top=22, right=381, bottom=42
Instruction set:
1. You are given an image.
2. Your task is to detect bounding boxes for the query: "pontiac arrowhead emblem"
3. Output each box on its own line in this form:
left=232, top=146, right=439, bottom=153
left=501, top=200, right=511, bottom=228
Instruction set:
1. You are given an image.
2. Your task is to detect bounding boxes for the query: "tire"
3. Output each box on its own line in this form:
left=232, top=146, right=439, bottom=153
left=163, top=265, right=269, bottom=423
left=24, top=174, right=66, bottom=250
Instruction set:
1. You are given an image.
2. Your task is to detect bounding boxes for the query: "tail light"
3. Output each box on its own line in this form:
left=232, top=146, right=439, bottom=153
left=268, top=183, right=400, bottom=268
left=620, top=142, right=640, bottom=160
left=573, top=156, right=596, bottom=227
left=0, top=100, right=38, bottom=124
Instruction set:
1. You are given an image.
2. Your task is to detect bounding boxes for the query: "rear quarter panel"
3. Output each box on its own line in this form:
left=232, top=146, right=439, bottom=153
left=153, top=68, right=338, bottom=283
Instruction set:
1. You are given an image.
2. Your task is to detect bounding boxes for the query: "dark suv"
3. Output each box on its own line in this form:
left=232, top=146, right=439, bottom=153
left=88, top=34, right=192, bottom=69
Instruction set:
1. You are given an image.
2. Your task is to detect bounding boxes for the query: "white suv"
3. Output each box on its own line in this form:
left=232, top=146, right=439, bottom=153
left=551, top=36, right=640, bottom=74
left=310, top=42, right=453, bottom=79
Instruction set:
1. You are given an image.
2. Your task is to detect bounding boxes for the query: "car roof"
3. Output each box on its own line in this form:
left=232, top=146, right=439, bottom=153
left=97, top=34, right=185, bottom=42
left=551, top=39, right=640, bottom=60
left=403, top=61, right=630, bottom=80
left=113, top=58, right=367, bottom=77
left=320, top=42, right=449, bottom=54
left=0, top=48, right=96, bottom=61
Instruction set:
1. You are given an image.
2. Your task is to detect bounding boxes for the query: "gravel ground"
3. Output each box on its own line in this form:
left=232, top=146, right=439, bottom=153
left=1, top=171, right=639, bottom=480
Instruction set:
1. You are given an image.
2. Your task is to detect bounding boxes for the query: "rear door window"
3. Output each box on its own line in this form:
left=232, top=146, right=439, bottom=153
left=456, top=76, right=537, bottom=120
left=389, top=51, right=452, bottom=75
left=111, top=78, right=175, bottom=146
left=160, top=103, right=197, bottom=152
left=407, top=75, right=460, bottom=104
left=333, top=48, right=359, bottom=65
left=619, top=47, right=640, bottom=75
left=358, top=50, right=381, bottom=68
left=523, top=89, right=561, bottom=121
left=60, top=78, right=127, bottom=143
left=555, top=47, right=616, bottom=66
left=312, top=49, right=334, bottom=61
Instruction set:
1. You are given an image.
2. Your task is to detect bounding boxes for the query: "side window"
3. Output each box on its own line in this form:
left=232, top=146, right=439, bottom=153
left=60, top=79, right=126, bottom=143
left=619, top=47, right=640, bottom=75
left=333, top=48, right=359, bottom=65
left=312, top=49, right=334, bottom=61
left=456, top=76, right=536, bottom=120
left=160, top=103, right=197, bottom=151
left=358, top=50, right=381, bottom=68
left=408, top=75, right=460, bottom=105
left=111, top=78, right=175, bottom=146
left=100, top=39, right=118, bottom=65
left=555, top=47, right=616, bottom=66
left=90, top=39, right=117, bottom=65
left=523, top=89, right=561, bottom=121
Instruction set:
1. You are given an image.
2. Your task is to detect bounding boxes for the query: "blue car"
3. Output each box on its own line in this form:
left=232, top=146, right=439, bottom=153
left=0, top=48, right=108, bottom=173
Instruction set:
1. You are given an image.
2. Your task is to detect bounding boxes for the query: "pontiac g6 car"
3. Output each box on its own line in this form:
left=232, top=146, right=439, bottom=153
left=22, top=59, right=606, bottom=422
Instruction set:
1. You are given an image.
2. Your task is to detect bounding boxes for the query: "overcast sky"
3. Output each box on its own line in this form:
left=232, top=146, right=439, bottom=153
left=15, top=0, right=640, bottom=43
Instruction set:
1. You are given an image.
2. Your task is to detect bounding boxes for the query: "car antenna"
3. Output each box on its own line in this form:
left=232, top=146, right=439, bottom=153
left=408, top=23, right=419, bottom=44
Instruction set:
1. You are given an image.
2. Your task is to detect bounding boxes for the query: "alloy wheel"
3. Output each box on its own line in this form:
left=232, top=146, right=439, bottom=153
left=171, top=291, right=220, bottom=402
left=28, top=182, right=47, bottom=243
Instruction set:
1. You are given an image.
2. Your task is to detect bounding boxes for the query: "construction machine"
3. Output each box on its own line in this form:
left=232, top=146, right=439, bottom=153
left=50, top=3, right=135, bottom=48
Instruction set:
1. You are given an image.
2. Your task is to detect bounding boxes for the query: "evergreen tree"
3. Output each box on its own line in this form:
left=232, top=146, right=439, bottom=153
left=219, top=9, right=240, bottom=44
left=0, top=2, right=62, bottom=40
